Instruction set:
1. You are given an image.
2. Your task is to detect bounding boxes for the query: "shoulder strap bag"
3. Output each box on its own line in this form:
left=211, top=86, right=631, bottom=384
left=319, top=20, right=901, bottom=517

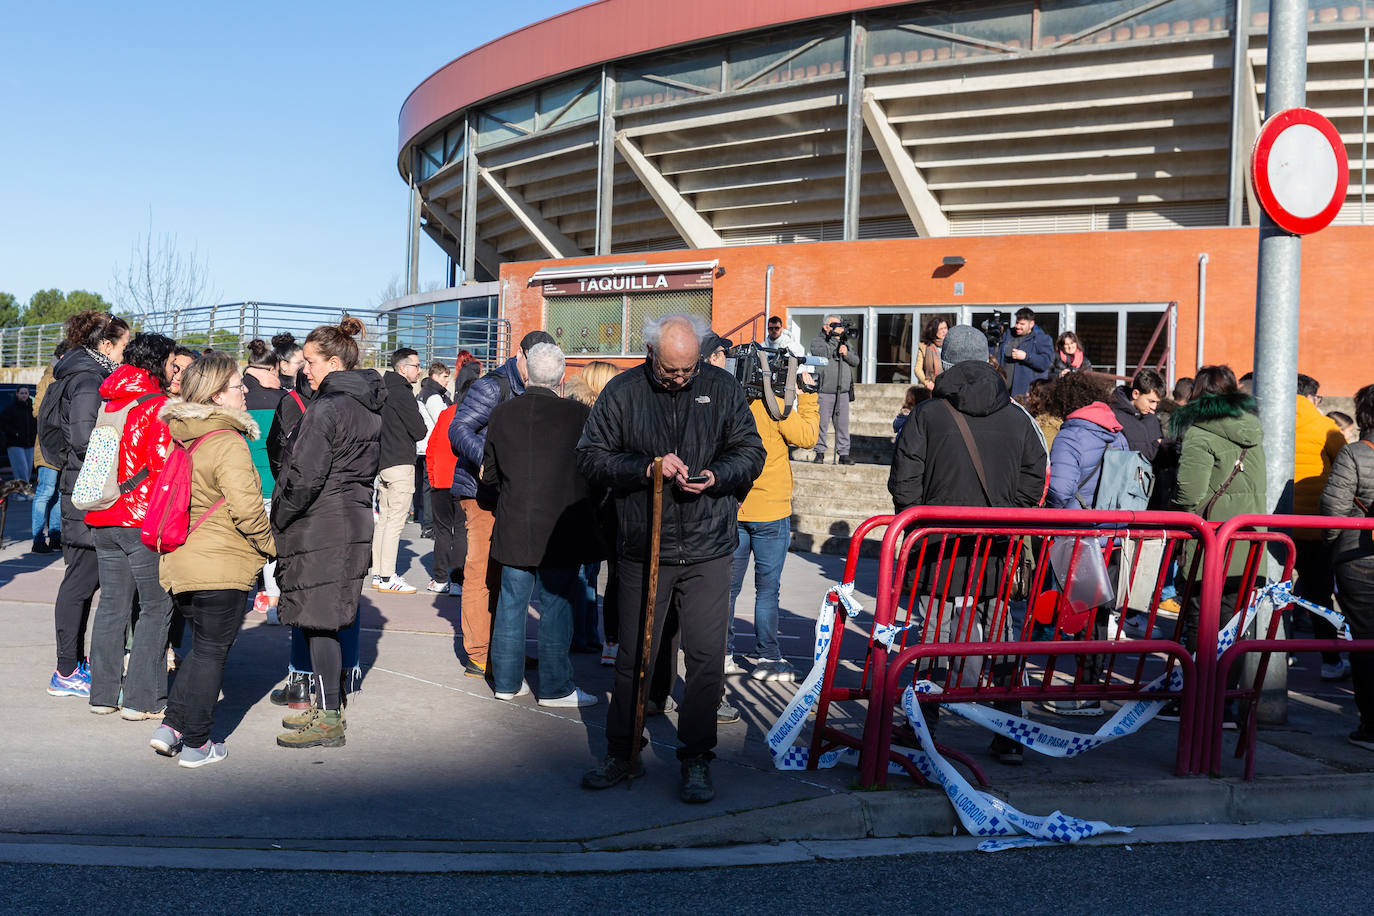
left=1200, top=446, right=1250, bottom=519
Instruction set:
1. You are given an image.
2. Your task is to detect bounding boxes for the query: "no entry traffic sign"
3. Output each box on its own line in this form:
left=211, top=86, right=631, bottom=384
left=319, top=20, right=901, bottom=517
left=1251, top=107, right=1349, bottom=235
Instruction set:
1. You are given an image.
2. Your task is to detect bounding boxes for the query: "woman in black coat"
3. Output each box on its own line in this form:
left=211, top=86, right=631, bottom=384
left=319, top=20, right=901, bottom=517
left=271, top=318, right=385, bottom=749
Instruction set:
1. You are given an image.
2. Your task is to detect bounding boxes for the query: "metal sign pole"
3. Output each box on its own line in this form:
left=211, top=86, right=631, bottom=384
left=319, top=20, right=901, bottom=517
left=1250, top=0, right=1308, bottom=723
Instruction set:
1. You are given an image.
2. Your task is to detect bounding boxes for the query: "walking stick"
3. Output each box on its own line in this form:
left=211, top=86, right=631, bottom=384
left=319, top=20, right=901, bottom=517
left=628, top=457, right=664, bottom=786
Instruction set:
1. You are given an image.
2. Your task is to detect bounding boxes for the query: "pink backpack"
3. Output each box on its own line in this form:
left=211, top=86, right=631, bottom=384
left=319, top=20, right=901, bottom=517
left=141, top=429, right=233, bottom=554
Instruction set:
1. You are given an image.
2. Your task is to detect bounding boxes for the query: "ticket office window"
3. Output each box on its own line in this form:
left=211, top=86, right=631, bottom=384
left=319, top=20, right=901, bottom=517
left=545, top=289, right=713, bottom=356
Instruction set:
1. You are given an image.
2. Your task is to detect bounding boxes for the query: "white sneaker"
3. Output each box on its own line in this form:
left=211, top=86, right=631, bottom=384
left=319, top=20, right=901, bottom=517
left=538, top=687, right=599, bottom=708
left=600, top=642, right=618, bottom=666
left=493, top=681, right=531, bottom=701
left=377, top=576, right=417, bottom=594
left=370, top=575, right=382, bottom=589
left=723, top=655, right=745, bottom=676
left=425, top=579, right=449, bottom=594
left=750, top=659, right=797, bottom=682
left=1122, top=613, right=1166, bottom=640
left=1322, top=658, right=1352, bottom=681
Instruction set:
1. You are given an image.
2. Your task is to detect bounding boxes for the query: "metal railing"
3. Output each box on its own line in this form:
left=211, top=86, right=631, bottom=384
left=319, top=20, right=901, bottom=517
left=0, top=301, right=511, bottom=371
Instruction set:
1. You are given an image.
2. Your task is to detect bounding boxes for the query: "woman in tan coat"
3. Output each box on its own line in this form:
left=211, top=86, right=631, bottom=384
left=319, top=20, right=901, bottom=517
left=150, top=354, right=275, bottom=768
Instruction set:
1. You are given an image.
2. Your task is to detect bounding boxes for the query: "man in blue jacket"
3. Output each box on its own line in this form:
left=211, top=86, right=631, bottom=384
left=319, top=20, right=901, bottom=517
left=995, top=308, right=1054, bottom=397
left=449, top=329, right=555, bottom=678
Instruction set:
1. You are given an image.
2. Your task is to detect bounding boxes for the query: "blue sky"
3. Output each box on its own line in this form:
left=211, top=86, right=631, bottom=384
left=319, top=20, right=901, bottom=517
left=0, top=1, right=573, bottom=312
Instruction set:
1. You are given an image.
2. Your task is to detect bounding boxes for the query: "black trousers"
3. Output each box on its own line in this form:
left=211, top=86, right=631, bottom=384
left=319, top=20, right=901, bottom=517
left=430, top=487, right=465, bottom=583
left=1335, top=562, right=1374, bottom=729
left=163, top=590, right=248, bottom=747
left=54, top=544, right=99, bottom=674
left=1294, top=539, right=1339, bottom=664
left=606, top=554, right=730, bottom=761
left=413, top=458, right=431, bottom=528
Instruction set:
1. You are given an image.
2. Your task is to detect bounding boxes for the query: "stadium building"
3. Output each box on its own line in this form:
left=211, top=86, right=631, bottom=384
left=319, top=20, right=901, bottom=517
left=395, top=0, right=1373, bottom=393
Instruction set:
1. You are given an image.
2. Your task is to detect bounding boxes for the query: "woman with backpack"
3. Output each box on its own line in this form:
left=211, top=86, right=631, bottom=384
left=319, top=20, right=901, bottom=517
left=272, top=318, right=385, bottom=749
left=43, top=310, right=130, bottom=699
left=150, top=354, right=275, bottom=767
left=84, top=332, right=179, bottom=720
left=243, top=339, right=287, bottom=615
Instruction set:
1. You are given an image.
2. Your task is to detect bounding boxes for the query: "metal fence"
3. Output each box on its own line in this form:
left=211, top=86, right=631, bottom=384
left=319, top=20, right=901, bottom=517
left=0, top=301, right=511, bottom=371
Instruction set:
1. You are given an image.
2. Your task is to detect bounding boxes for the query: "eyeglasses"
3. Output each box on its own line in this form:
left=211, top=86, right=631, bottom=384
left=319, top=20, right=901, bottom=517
left=651, top=355, right=700, bottom=385
left=226, top=383, right=248, bottom=393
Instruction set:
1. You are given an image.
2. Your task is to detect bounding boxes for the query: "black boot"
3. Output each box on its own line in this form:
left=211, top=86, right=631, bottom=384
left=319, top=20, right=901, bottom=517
left=269, top=671, right=312, bottom=709
left=31, top=536, right=52, bottom=555
left=48, top=532, right=61, bottom=551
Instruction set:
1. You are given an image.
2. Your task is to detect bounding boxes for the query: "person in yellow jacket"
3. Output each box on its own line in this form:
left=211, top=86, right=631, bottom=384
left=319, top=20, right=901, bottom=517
left=1293, top=373, right=1351, bottom=680
left=727, top=369, right=819, bottom=683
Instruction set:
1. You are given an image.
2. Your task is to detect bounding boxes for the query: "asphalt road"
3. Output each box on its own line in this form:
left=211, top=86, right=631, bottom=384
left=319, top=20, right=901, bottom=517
left=3, top=833, right=1370, bottom=913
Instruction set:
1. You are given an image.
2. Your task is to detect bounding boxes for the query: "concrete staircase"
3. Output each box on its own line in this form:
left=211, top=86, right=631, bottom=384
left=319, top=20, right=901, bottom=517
left=788, top=383, right=910, bottom=556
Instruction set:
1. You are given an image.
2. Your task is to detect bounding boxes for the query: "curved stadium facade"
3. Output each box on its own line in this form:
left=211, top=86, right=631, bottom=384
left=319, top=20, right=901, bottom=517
left=394, top=0, right=1374, bottom=393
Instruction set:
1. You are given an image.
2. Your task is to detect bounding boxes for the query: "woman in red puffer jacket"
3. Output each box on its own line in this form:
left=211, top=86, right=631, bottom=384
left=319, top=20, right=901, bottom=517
left=85, top=333, right=180, bottom=721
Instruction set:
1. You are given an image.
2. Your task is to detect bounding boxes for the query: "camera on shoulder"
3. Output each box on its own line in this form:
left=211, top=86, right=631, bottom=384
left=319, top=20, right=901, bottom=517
left=723, top=343, right=821, bottom=421
left=826, top=319, right=855, bottom=346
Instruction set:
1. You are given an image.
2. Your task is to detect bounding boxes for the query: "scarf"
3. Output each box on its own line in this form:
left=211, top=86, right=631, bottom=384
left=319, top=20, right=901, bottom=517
left=922, top=343, right=941, bottom=381
left=85, top=346, right=117, bottom=376
left=1058, top=349, right=1084, bottom=370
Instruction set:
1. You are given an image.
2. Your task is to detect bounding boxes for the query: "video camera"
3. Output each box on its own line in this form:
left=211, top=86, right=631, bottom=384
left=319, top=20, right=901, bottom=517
left=980, top=309, right=1008, bottom=347
left=724, top=343, right=825, bottom=421
left=825, top=318, right=856, bottom=346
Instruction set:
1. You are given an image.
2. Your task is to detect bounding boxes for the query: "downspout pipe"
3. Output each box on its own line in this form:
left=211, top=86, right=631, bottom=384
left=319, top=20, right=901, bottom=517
left=1196, top=252, right=1209, bottom=371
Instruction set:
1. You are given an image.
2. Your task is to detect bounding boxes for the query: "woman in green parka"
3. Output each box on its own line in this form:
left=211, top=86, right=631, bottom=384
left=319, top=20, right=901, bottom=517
left=1169, top=364, right=1267, bottom=655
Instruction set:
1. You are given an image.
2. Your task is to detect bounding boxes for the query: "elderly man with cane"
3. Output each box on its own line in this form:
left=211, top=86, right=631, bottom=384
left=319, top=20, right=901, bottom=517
left=577, top=313, right=764, bottom=803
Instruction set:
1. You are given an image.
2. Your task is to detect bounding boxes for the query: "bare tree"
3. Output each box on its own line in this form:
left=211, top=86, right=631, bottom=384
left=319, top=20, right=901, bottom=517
left=112, top=217, right=218, bottom=332
left=374, top=274, right=406, bottom=308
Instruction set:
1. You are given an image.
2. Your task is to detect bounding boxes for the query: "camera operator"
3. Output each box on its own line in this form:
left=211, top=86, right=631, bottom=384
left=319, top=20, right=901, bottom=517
left=993, top=307, right=1054, bottom=397
left=809, top=315, right=860, bottom=465
left=728, top=358, right=818, bottom=683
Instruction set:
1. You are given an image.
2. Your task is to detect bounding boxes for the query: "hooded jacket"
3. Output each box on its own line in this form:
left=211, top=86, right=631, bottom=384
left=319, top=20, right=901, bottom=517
left=243, top=370, right=286, bottom=494
left=157, top=401, right=275, bottom=595
left=378, top=369, right=429, bottom=470
left=271, top=369, right=386, bottom=631
left=576, top=360, right=765, bottom=565
left=1170, top=392, right=1266, bottom=576
left=32, top=365, right=58, bottom=471
left=1, top=394, right=36, bottom=449
left=889, top=360, right=1048, bottom=512
left=84, top=365, right=172, bottom=529
left=1047, top=401, right=1129, bottom=509
left=449, top=356, right=526, bottom=500
left=49, top=348, right=111, bottom=549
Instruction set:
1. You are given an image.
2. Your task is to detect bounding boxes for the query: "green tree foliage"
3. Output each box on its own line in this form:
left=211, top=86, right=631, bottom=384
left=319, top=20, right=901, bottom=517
left=21, top=289, right=115, bottom=327
left=0, top=292, right=20, bottom=328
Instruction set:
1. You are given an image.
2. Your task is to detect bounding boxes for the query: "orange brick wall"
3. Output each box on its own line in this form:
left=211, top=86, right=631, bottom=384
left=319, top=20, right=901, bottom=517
left=499, top=226, right=1370, bottom=395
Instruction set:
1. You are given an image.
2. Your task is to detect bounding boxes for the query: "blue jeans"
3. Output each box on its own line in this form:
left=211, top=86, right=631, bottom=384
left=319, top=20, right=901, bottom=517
left=571, top=561, right=602, bottom=648
left=728, top=517, right=791, bottom=661
left=7, top=446, right=32, bottom=485
left=490, top=564, right=577, bottom=698
left=31, top=466, right=61, bottom=538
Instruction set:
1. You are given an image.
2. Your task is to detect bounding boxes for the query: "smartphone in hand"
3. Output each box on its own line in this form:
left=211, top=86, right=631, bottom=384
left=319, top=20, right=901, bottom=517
left=684, top=474, right=709, bottom=484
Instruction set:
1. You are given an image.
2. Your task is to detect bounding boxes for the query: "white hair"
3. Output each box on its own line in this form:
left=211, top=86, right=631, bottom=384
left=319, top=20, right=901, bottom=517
left=642, top=312, right=709, bottom=349
left=525, top=342, right=566, bottom=388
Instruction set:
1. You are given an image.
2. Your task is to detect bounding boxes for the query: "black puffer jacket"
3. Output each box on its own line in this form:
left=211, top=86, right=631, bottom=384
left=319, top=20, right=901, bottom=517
left=266, top=371, right=314, bottom=479
left=49, top=348, right=113, bottom=550
left=576, top=361, right=765, bottom=565
left=271, top=369, right=386, bottom=631
left=378, top=370, right=429, bottom=469
left=889, top=360, right=1048, bottom=512
left=1322, top=436, right=1374, bottom=567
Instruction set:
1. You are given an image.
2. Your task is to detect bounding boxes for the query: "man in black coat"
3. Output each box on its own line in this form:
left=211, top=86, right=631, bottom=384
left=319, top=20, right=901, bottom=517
left=1109, top=369, right=1166, bottom=461
left=576, top=314, right=765, bottom=803
left=371, top=348, right=429, bottom=594
left=888, top=324, right=1048, bottom=765
left=481, top=343, right=602, bottom=707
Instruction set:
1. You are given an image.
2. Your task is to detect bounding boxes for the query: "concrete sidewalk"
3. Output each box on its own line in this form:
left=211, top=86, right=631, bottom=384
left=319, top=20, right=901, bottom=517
left=2, top=501, right=1373, bottom=861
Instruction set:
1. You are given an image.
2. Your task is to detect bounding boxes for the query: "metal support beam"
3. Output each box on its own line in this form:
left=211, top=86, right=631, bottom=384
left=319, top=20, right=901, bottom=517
left=477, top=166, right=584, bottom=259
left=1240, top=59, right=1263, bottom=224
left=407, top=180, right=421, bottom=295
left=614, top=133, right=724, bottom=248
left=461, top=116, right=477, bottom=282
left=842, top=17, right=866, bottom=241
left=1225, top=0, right=1252, bottom=225
left=860, top=93, right=949, bottom=237
left=595, top=66, right=616, bottom=255
left=420, top=221, right=460, bottom=261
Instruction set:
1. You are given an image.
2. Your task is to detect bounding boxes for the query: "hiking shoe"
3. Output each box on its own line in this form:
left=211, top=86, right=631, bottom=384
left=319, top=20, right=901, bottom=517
left=1122, top=613, right=1165, bottom=640
left=1040, top=699, right=1104, bottom=717
left=277, top=709, right=346, bottom=748
left=377, top=576, right=417, bottom=594
left=539, top=687, right=598, bottom=708
left=581, top=755, right=642, bottom=790
left=31, top=536, right=52, bottom=555
left=1348, top=727, right=1374, bottom=751
left=47, top=665, right=90, bottom=698
left=717, top=698, right=742, bottom=724
left=178, top=741, right=227, bottom=769
left=425, top=579, right=449, bottom=594
left=679, top=757, right=715, bottom=803
left=750, top=659, right=797, bottom=682
left=150, top=724, right=183, bottom=757
left=990, top=735, right=1023, bottom=766
left=494, top=681, right=531, bottom=701
left=646, top=695, right=677, bottom=716
left=1322, top=658, right=1352, bottom=681
left=270, top=671, right=312, bottom=708
left=463, top=658, right=487, bottom=678
left=120, top=707, right=165, bottom=721
left=281, top=706, right=347, bottom=731
left=600, top=642, right=618, bottom=666
left=723, top=655, right=745, bottom=676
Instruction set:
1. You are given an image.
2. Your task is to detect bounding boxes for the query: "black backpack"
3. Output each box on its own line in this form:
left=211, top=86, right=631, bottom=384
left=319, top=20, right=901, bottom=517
left=36, top=375, right=72, bottom=470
